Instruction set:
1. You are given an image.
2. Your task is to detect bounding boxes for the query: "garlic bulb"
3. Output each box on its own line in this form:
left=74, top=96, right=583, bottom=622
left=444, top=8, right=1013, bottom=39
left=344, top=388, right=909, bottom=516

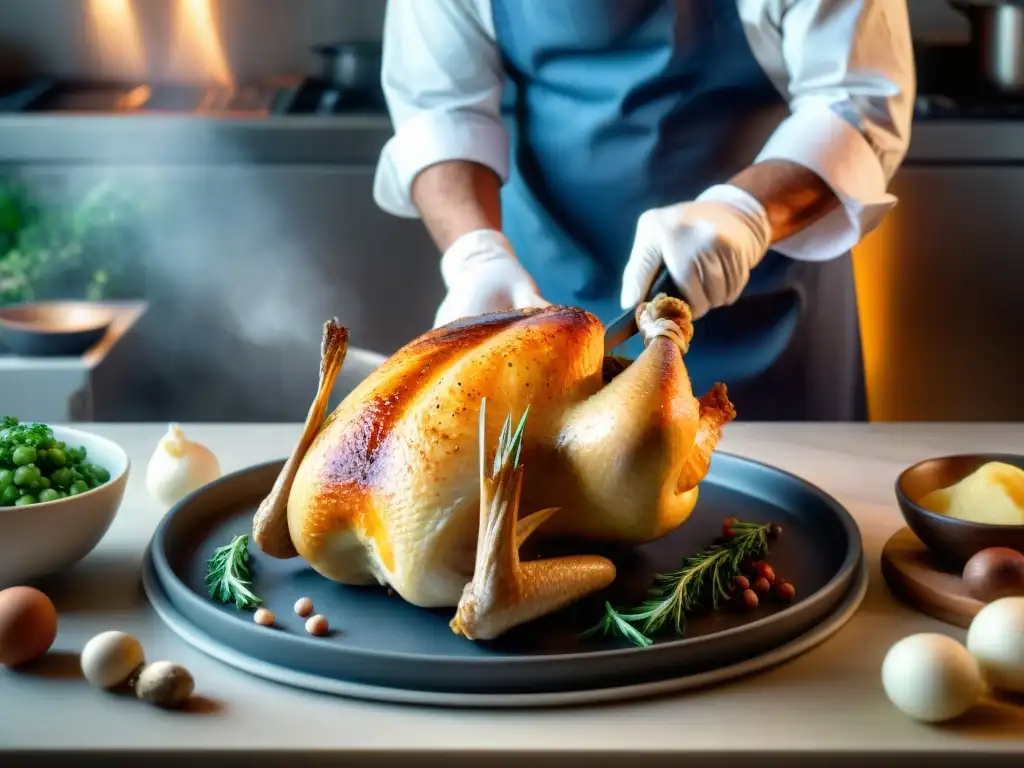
left=146, top=423, right=221, bottom=507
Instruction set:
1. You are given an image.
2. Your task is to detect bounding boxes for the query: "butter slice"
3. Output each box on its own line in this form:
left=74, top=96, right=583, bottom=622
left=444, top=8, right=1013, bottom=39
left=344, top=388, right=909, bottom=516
left=919, top=461, right=1024, bottom=525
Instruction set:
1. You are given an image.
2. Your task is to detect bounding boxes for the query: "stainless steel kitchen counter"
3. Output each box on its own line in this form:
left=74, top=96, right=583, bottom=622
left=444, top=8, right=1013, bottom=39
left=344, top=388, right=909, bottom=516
left=0, top=114, right=395, bottom=165
left=905, top=120, right=1024, bottom=162
left=0, top=114, right=1022, bottom=165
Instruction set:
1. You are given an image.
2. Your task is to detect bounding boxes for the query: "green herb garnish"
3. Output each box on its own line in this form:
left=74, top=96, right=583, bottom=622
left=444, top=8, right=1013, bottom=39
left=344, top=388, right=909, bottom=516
left=205, top=534, right=262, bottom=610
left=582, top=521, right=772, bottom=648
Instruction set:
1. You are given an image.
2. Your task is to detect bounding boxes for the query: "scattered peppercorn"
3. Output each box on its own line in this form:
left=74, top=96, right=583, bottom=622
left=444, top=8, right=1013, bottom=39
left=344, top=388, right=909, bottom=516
left=741, top=589, right=759, bottom=609
left=294, top=597, right=314, bottom=617
left=752, top=577, right=771, bottom=594
left=756, top=562, right=776, bottom=584
left=733, top=574, right=750, bottom=591
left=768, top=523, right=782, bottom=539
left=775, top=581, right=797, bottom=601
left=305, top=614, right=329, bottom=636
left=253, top=608, right=275, bottom=626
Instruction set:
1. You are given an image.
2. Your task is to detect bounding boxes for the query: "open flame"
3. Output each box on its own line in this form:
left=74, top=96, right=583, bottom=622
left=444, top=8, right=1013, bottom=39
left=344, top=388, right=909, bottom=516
left=85, top=0, right=146, bottom=81
left=85, top=0, right=234, bottom=87
left=168, top=0, right=234, bottom=87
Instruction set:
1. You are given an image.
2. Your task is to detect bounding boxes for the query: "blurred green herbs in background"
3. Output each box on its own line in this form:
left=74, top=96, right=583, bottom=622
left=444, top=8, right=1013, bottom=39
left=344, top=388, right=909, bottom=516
left=0, top=173, right=147, bottom=306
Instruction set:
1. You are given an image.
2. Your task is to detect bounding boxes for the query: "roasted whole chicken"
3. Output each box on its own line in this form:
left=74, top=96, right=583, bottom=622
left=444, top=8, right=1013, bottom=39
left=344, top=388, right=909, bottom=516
left=252, top=295, right=735, bottom=640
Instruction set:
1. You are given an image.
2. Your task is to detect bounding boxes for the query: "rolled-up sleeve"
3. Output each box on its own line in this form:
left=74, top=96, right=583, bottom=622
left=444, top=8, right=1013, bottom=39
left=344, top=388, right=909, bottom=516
left=754, top=0, right=915, bottom=261
left=373, top=0, right=507, bottom=219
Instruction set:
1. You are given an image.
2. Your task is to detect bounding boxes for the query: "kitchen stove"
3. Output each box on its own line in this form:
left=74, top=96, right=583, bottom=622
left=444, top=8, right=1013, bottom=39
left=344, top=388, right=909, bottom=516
left=0, top=76, right=385, bottom=117
left=915, top=43, right=1024, bottom=120
left=5, top=45, right=1021, bottom=121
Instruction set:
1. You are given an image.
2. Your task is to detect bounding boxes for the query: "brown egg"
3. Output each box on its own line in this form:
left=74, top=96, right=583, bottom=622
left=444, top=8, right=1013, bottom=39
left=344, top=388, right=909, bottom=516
left=0, top=586, right=58, bottom=667
left=962, top=547, right=1024, bottom=603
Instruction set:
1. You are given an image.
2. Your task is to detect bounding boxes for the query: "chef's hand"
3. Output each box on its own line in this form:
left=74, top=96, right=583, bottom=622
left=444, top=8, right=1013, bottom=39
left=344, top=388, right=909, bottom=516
left=620, top=185, right=773, bottom=320
left=434, top=229, right=550, bottom=328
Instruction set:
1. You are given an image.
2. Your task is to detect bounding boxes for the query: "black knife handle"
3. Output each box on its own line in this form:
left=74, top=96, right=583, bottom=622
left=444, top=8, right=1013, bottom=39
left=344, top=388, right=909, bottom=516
left=645, top=264, right=680, bottom=302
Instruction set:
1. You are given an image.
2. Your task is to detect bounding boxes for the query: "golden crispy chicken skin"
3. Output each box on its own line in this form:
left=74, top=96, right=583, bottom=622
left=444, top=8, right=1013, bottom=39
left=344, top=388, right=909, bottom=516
left=252, top=295, right=735, bottom=640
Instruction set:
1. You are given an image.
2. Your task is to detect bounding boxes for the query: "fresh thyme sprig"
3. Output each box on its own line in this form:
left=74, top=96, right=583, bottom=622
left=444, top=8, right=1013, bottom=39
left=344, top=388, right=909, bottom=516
left=582, top=521, right=772, bottom=648
left=206, top=533, right=263, bottom=610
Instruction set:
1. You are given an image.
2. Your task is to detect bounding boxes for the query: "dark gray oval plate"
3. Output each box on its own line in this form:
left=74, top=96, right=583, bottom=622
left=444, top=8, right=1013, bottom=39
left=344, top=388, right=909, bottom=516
left=144, top=452, right=863, bottom=698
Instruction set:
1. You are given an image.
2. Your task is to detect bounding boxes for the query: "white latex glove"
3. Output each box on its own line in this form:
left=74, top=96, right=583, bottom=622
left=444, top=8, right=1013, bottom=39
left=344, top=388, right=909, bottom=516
left=620, top=184, right=773, bottom=319
left=434, top=229, right=550, bottom=328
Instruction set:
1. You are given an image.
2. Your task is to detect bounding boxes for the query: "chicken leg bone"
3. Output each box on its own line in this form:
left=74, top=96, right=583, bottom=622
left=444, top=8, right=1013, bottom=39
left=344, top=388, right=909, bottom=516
left=252, top=318, right=349, bottom=558
left=636, top=293, right=693, bottom=352
left=450, top=399, right=617, bottom=641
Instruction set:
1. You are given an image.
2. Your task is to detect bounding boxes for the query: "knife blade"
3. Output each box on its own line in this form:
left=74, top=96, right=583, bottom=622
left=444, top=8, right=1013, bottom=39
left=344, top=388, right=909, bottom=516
left=603, top=265, right=679, bottom=355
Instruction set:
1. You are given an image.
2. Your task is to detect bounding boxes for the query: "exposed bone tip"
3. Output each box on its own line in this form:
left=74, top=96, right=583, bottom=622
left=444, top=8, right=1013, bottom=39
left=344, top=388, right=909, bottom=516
left=635, top=295, right=694, bottom=352
left=321, top=318, right=349, bottom=357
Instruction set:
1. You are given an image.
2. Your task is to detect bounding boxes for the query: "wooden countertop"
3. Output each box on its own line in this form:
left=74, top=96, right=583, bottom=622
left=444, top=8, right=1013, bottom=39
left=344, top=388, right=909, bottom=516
left=3, top=423, right=1024, bottom=767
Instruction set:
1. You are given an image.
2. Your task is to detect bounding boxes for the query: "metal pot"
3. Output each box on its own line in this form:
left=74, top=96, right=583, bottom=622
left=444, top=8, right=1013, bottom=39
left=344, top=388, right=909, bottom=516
left=952, top=1, right=1024, bottom=93
left=312, top=41, right=383, bottom=92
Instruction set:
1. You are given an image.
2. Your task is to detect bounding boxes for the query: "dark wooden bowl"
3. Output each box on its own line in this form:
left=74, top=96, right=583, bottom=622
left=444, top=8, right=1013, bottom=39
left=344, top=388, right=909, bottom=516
left=895, top=453, right=1024, bottom=567
left=0, top=301, right=115, bottom=357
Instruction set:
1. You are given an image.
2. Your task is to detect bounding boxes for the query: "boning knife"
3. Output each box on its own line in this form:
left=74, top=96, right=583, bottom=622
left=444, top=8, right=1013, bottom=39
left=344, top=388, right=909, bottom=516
left=603, top=265, right=680, bottom=355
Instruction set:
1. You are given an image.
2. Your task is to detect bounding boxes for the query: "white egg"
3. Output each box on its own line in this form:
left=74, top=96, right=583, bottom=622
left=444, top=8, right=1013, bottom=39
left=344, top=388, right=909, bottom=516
left=81, top=630, right=145, bottom=690
left=881, top=633, right=983, bottom=722
left=966, top=596, right=1024, bottom=694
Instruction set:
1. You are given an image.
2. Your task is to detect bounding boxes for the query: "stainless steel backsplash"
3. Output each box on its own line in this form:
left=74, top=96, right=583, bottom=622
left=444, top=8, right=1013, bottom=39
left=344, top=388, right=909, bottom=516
left=0, top=0, right=973, bottom=83
left=0, top=0, right=386, bottom=81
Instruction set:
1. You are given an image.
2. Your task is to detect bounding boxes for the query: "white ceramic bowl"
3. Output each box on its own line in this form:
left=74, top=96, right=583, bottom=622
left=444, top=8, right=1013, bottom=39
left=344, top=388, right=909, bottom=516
left=0, top=425, right=130, bottom=588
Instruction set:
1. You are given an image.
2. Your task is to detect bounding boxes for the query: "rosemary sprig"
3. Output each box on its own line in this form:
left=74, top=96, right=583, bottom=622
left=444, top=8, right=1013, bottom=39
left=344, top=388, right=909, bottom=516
left=205, top=533, right=263, bottom=610
left=582, top=521, right=772, bottom=648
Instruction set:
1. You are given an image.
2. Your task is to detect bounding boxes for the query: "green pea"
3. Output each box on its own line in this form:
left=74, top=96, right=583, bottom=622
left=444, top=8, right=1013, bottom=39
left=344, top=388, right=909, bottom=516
left=87, top=464, right=110, bottom=484
left=46, top=448, right=66, bottom=466
left=0, top=468, right=13, bottom=487
left=13, top=464, right=40, bottom=486
left=1, top=485, right=20, bottom=505
left=50, top=467, right=73, bottom=488
left=55, top=490, right=67, bottom=499
left=14, top=494, right=37, bottom=506
left=67, top=447, right=86, bottom=462
left=69, top=480, right=90, bottom=496
left=34, top=476, right=50, bottom=490
left=12, top=445, right=37, bottom=466
left=71, top=468, right=84, bottom=481
left=38, top=488, right=61, bottom=503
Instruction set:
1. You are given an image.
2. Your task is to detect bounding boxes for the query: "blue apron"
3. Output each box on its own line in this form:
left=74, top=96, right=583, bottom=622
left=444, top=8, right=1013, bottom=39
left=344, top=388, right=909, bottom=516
left=492, top=0, right=867, bottom=421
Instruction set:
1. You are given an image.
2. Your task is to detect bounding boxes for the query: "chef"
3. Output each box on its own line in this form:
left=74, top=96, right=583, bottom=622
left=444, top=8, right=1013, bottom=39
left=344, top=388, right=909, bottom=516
left=373, top=0, right=914, bottom=421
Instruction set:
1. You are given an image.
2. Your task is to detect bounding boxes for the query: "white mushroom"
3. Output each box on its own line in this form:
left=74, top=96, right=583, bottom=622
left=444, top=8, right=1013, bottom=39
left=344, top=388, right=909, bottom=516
left=81, top=631, right=145, bottom=690
left=135, top=661, right=195, bottom=708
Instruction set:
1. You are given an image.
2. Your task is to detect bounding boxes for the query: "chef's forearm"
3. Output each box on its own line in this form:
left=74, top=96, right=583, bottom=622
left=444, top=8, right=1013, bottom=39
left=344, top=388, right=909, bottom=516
left=727, top=160, right=841, bottom=244
left=411, top=161, right=504, bottom=253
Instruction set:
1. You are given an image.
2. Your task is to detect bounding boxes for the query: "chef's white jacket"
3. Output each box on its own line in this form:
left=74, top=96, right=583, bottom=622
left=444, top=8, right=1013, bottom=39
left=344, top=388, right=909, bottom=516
left=374, top=0, right=915, bottom=262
